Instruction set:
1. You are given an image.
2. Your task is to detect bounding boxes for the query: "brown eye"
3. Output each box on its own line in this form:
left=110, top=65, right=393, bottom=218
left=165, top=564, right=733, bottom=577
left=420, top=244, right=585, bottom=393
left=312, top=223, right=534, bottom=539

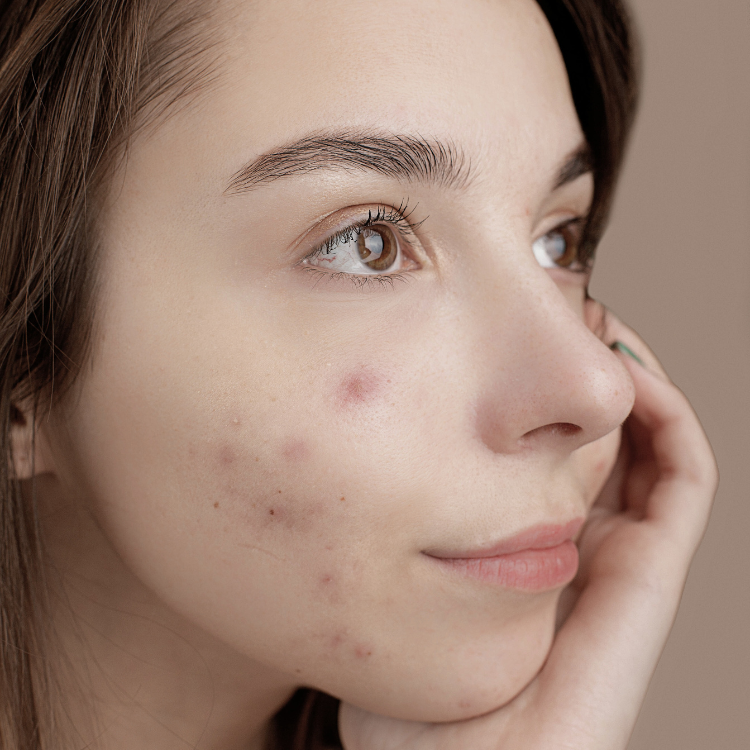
left=356, top=226, right=398, bottom=271
left=532, top=221, right=582, bottom=269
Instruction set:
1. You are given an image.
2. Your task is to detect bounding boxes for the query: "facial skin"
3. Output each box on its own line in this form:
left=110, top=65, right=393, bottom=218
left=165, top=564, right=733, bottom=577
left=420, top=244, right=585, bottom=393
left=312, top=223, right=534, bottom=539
left=29, top=0, right=635, bottom=744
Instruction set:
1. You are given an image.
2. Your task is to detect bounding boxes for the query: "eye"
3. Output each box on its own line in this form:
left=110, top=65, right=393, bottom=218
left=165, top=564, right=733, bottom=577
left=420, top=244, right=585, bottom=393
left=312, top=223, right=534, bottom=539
left=532, top=220, right=583, bottom=269
left=302, top=216, right=418, bottom=277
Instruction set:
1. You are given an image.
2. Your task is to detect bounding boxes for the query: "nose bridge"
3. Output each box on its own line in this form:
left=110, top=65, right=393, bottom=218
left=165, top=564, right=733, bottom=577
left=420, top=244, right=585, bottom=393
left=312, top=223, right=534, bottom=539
left=471, top=263, right=634, bottom=455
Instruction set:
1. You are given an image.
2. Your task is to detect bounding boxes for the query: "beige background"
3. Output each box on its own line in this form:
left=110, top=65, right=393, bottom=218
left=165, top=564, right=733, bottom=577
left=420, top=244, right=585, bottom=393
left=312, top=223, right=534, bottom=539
left=588, top=0, right=750, bottom=746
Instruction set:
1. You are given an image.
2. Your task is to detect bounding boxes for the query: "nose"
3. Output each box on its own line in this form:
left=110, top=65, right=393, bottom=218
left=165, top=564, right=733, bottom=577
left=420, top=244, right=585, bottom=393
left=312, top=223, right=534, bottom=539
left=472, top=270, right=635, bottom=456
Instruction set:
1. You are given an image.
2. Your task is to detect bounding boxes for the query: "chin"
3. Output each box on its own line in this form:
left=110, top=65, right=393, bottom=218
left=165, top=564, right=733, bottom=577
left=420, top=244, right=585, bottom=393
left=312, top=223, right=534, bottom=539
left=325, top=592, right=560, bottom=724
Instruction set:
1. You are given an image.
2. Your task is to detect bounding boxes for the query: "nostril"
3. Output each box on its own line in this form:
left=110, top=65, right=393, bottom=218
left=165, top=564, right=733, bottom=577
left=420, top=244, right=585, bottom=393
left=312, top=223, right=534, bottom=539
left=521, top=422, right=582, bottom=441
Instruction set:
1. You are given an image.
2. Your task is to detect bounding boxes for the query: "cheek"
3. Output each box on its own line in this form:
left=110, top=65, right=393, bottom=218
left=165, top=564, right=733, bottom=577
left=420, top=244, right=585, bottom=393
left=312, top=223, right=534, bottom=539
left=204, top=430, right=327, bottom=534
left=198, top=365, right=395, bottom=536
left=577, top=427, right=622, bottom=505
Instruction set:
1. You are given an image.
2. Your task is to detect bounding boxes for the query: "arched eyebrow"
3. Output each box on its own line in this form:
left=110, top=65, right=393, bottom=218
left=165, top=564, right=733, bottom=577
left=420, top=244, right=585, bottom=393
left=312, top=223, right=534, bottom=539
left=224, top=131, right=591, bottom=195
left=225, top=130, right=472, bottom=194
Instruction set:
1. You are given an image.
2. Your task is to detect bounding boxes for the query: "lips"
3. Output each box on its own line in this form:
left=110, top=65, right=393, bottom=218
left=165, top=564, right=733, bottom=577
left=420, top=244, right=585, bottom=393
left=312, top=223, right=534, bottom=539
left=424, top=518, right=584, bottom=592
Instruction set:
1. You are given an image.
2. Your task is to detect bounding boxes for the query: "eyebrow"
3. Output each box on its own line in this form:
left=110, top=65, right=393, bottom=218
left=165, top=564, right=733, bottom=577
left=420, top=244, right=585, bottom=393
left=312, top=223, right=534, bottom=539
left=225, top=131, right=471, bottom=194
left=224, top=130, right=592, bottom=195
left=553, top=143, right=593, bottom=189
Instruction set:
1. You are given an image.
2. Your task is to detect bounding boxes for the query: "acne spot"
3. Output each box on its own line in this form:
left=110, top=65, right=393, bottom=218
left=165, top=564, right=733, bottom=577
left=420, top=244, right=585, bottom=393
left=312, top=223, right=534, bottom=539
left=353, top=645, right=373, bottom=659
left=321, top=574, right=333, bottom=585
left=337, top=369, right=382, bottom=408
left=329, top=632, right=346, bottom=650
left=281, top=438, right=309, bottom=463
left=217, top=444, right=236, bottom=467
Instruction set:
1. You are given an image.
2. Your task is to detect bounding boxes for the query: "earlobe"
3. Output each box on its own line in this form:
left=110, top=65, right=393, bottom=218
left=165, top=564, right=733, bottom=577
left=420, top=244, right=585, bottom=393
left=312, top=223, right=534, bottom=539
left=9, top=404, right=54, bottom=480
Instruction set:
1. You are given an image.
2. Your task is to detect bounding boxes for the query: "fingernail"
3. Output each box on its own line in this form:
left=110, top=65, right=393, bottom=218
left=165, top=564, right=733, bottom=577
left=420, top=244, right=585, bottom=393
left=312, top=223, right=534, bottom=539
left=610, top=340, right=645, bottom=366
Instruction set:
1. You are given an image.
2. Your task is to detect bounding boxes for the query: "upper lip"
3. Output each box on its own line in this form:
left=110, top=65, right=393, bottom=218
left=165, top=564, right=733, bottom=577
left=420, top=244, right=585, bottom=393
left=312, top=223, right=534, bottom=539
left=424, top=517, right=585, bottom=559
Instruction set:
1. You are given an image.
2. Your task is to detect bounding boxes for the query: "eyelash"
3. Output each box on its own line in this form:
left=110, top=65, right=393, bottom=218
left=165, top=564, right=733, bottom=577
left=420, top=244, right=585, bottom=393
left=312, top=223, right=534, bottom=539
left=299, top=203, right=590, bottom=290
left=300, top=200, right=421, bottom=289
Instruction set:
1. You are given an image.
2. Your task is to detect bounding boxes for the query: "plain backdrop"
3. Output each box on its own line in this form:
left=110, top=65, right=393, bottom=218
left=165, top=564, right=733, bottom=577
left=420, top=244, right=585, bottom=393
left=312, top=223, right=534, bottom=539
left=587, top=0, right=750, bottom=747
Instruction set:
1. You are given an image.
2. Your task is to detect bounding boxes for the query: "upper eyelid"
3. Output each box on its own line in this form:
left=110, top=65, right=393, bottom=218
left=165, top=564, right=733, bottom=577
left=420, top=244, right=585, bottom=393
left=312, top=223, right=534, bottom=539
left=300, top=203, right=420, bottom=261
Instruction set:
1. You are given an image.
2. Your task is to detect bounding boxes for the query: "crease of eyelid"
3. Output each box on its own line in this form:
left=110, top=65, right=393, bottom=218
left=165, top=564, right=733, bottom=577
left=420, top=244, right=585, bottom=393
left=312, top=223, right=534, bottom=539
left=224, top=130, right=473, bottom=194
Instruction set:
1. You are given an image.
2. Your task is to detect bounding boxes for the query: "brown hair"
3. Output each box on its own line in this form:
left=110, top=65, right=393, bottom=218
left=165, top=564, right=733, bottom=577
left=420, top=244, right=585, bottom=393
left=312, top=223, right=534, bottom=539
left=0, top=0, right=638, bottom=747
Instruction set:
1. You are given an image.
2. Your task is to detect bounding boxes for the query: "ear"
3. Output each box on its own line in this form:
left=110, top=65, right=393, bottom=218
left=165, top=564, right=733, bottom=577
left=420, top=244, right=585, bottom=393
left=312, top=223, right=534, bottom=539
left=10, top=402, right=55, bottom=480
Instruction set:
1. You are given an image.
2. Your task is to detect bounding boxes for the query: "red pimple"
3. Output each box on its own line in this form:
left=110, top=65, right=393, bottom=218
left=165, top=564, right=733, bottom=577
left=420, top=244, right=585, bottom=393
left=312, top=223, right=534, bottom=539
left=337, top=369, right=381, bottom=407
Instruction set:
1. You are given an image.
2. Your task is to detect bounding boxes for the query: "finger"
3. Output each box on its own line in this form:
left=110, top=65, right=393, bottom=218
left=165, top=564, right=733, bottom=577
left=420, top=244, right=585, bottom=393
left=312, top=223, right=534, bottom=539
left=618, top=352, right=718, bottom=551
left=531, top=342, right=717, bottom=748
left=584, top=298, right=669, bottom=381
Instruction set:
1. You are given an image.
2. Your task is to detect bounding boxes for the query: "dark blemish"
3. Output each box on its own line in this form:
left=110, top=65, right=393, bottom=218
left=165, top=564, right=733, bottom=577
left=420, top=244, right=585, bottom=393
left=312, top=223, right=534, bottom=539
left=278, top=489, right=282, bottom=494
left=354, top=645, right=373, bottom=659
left=281, top=438, right=309, bottom=463
left=295, top=668, right=301, bottom=674
left=217, top=445, right=236, bottom=466
left=213, top=502, right=220, bottom=509
left=340, top=496, right=346, bottom=502
left=269, top=508, right=275, bottom=515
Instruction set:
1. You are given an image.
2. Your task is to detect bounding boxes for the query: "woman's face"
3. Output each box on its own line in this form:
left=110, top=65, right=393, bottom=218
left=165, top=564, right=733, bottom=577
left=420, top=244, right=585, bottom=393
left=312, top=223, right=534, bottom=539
left=43, top=0, right=634, bottom=722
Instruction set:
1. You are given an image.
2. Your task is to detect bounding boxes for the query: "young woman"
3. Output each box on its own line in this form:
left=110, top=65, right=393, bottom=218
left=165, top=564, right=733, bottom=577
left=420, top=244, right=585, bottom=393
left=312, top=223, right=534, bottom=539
left=0, top=0, right=718, bottom=748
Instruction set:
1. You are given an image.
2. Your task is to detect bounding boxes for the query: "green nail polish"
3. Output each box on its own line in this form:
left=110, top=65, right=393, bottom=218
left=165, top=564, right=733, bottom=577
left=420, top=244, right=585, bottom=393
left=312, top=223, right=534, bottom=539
left=610, top=340, right=644, bottom=365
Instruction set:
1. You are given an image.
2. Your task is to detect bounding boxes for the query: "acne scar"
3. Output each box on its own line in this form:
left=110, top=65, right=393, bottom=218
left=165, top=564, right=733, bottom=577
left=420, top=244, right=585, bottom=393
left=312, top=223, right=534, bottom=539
left=217, top=444, right=236, bottom=466
left=329, top=632, right=346, bottom=650
left=337, top=369, right=382, bottom=408
left=281, top=437, right=309, bottom=463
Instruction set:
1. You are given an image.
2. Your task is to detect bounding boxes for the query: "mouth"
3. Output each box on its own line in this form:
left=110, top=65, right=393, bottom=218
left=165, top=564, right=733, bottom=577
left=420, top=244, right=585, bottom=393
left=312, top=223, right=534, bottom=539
left=423, top=518, right=584, bottom=592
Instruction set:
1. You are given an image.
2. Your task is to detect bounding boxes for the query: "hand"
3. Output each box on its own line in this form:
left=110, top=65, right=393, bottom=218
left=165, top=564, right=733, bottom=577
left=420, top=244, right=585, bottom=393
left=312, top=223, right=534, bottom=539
left=339, top=308, right=718, bottom=750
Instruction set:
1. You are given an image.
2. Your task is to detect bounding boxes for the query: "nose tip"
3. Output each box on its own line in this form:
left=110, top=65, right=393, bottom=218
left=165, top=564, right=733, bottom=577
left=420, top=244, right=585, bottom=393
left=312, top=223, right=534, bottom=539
left=473, top=292, right=635, bottom=457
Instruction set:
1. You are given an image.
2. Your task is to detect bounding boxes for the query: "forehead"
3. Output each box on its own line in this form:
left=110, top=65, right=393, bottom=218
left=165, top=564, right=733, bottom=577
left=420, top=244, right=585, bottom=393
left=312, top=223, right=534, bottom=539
left=167, top=0, right=581, bottom=187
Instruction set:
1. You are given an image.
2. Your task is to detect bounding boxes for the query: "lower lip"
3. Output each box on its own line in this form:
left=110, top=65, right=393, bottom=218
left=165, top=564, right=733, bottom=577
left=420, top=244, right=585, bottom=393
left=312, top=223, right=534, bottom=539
left=431, top=540, right=579, bottom=592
